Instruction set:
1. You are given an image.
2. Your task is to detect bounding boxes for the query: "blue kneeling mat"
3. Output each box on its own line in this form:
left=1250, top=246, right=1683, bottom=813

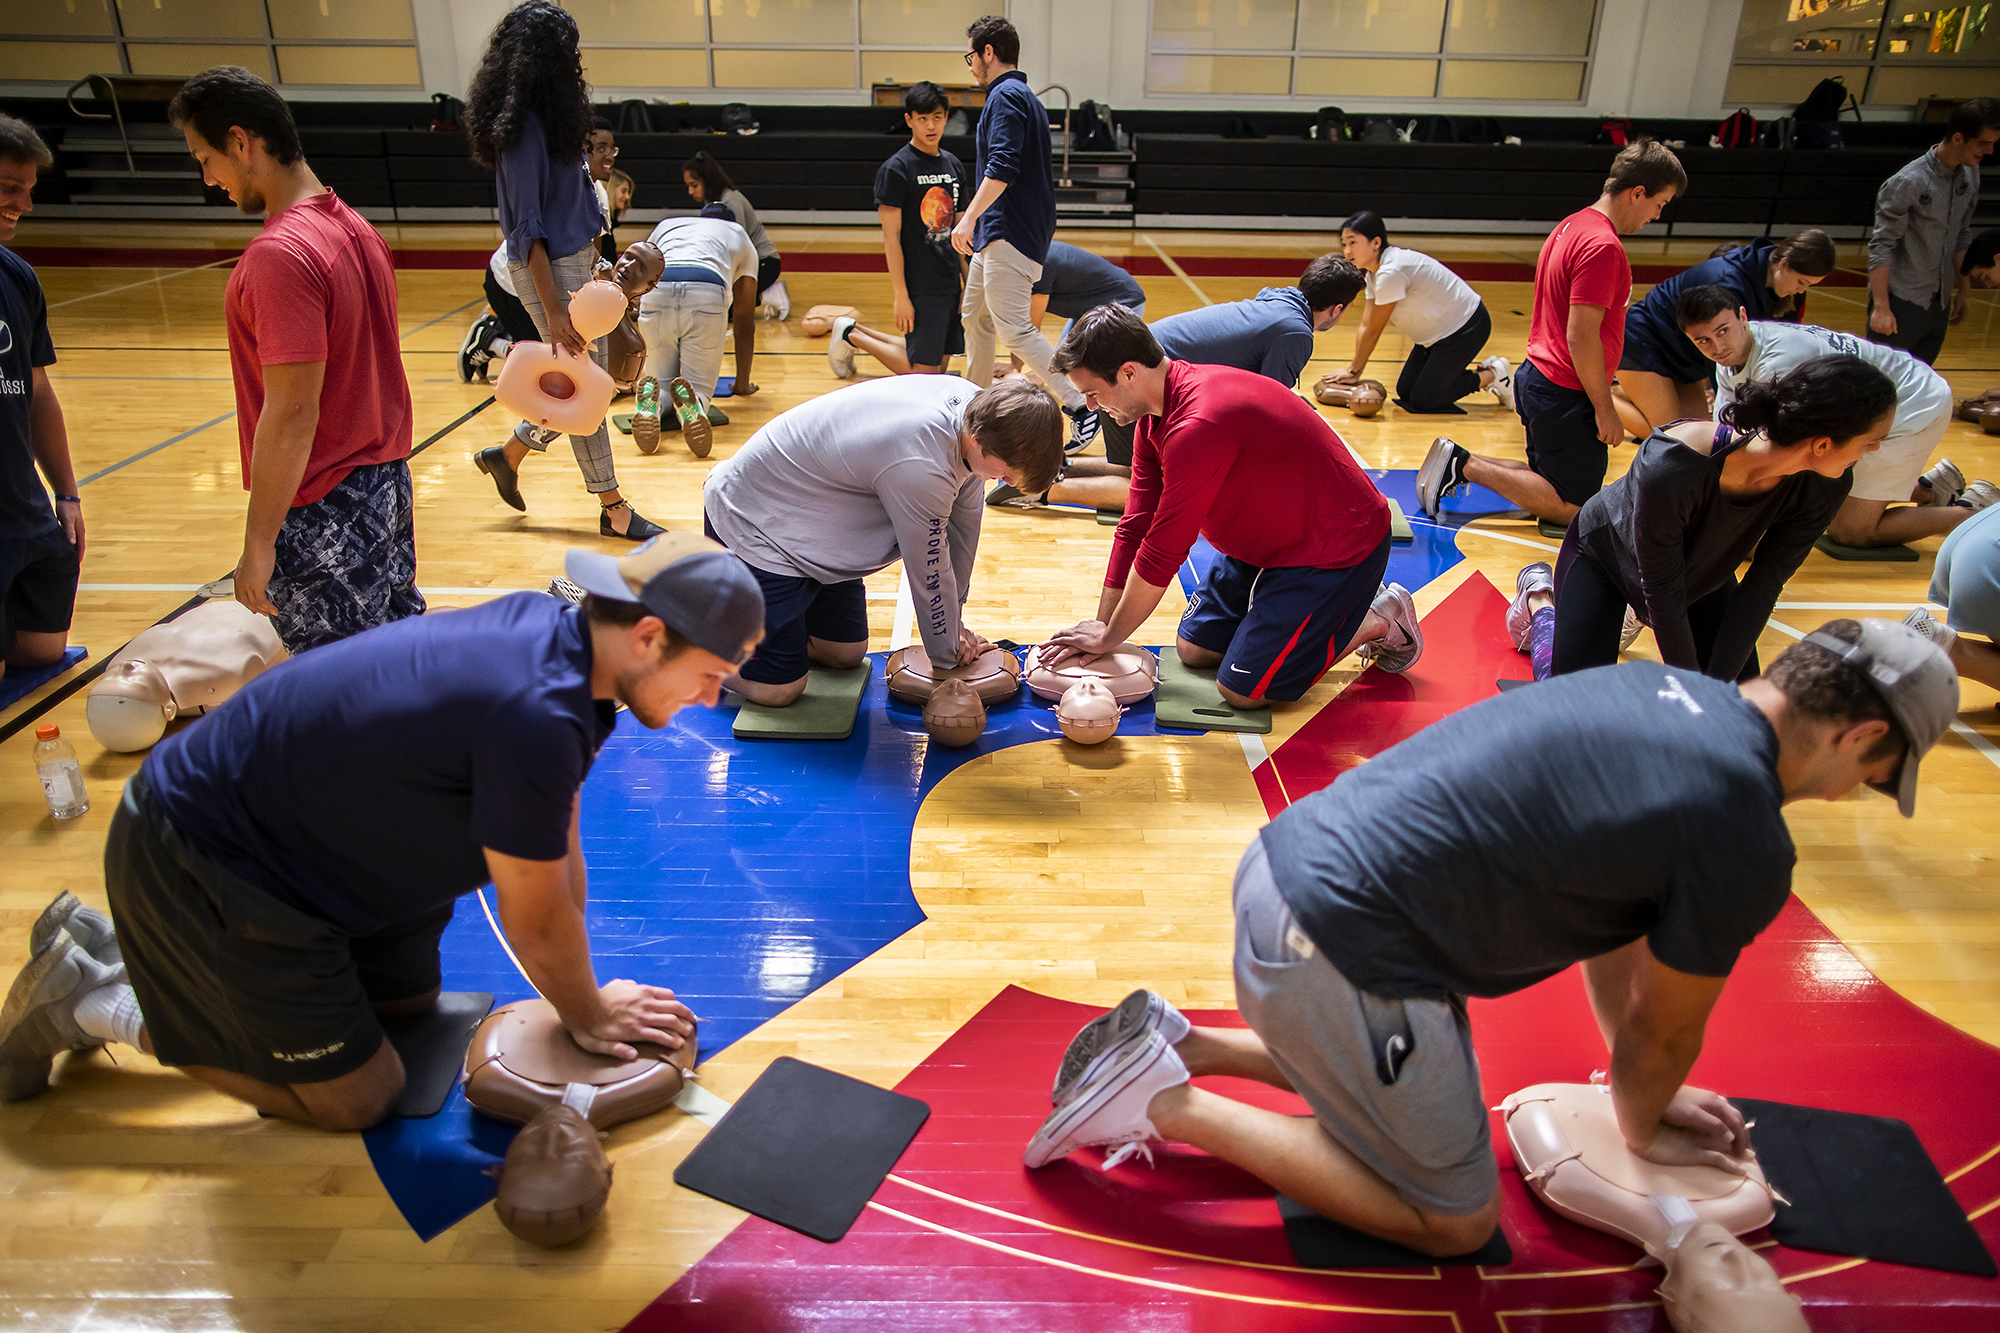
left=673, top=1056, right=930, bottom=1242
left=380, top=992, right=492, bottom=1119
left=1277, top=1194, right=1512, bottom=1267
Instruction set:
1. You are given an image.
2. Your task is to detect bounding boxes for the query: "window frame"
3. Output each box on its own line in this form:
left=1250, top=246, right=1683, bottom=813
left=1724, top=0, right=2000, bottom=107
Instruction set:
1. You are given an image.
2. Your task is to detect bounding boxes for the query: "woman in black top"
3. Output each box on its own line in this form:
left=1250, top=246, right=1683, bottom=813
left=1526, top=354, right=1897, bottom=681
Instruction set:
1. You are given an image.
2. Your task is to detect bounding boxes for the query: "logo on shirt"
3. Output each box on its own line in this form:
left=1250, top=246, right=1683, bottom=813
left=0, top=318, right=12, bottom=356
left=1657, top=673, right=1704, bottom=716
left=919, top=185, right=956, bottom=242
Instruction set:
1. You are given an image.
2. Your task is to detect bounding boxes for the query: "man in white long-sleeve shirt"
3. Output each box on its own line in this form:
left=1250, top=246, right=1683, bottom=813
left=702, top=375, right=1064, bottom=706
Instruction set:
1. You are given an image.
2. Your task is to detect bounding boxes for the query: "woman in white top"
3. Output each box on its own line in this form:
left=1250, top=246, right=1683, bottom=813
left=1334, top=211, right=1508, bottom=415
left=683, top=151, right=789, bottom=317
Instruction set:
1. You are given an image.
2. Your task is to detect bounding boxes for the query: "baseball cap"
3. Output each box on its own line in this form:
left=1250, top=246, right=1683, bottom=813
left=1801, top=619, right=1959, bottom=818
left=698, top=201, right=737, bottom=224
left=565, top=533, right=764, bottom=666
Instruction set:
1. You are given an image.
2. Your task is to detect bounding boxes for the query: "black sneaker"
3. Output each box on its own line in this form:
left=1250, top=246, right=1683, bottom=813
left=458, top=313, right=496, bottom=383
left=986, top=481, right=1046, bottom=509
left=1065, top=405, right=1100, bottom=455
left=1416, top=436, right=1470, bottom=519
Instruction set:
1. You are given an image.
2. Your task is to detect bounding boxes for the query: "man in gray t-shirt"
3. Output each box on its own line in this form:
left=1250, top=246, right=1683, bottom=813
left=702, top=374, right=1063, bottom=706
left=1866, top=97, right=1998, bottom=364
left=1024, top=622, right=1956, bottom=1259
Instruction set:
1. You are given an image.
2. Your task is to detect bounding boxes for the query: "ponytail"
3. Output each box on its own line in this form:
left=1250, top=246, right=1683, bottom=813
left=1723, top=354, right=1897, bottom=447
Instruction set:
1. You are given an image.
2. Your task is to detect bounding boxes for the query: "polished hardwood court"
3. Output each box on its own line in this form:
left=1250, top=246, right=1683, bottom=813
left=2, top=220, right=1998, bottom=1331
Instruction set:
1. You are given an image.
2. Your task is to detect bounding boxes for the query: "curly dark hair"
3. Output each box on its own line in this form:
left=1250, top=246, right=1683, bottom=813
left=463, top=1, right=594, bottom=171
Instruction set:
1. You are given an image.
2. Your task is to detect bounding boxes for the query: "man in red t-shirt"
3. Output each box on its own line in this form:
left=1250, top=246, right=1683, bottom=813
left=171, top=68, right=421, bottom=653
left=1419, top=140, right=1685, bottom=527
left=1045, top=305, right=1420, bottom=708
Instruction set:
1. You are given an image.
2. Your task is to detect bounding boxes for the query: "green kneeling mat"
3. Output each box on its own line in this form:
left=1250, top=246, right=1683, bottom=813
left=733, top=662, right=871, bottom=741
left=1537, top=518, right=1569, bottom=540
left=1095, top=508, right=1119, bottom=526
left=612, top=413, right=637, bottom=435
left=707, top=404, right=728, bottom=427
left=613, top=408, right=725, bottom=434
left=1387, top=497, right=1413, bottom=544
left=1814, top=535, right=1919, bottom=563
left=1154, top=652, right=1272, bottom=734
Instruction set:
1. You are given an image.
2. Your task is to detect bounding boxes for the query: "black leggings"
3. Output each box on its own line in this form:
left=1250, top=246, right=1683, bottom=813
left=1395, top=302, right=1491, bottom=413
left=1550, top=543, right=1760, bottom=682
left=482, top=268, right=541, bottom=346
left=757, top=253, right=782, bottom=295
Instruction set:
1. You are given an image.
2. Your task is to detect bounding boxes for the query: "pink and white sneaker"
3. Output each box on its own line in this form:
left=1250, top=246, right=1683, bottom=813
left=1024, top=1031, right=1190, bottom=1170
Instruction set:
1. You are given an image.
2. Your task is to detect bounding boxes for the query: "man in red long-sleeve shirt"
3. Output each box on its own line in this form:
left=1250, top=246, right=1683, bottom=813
left=1044, top=304, right=1421, bottom=708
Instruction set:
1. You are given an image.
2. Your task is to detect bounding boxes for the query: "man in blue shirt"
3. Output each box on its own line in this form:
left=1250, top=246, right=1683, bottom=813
left=951, top=15, right=1098, bottom=451
left=0, top=114, right=82, bottom=688
left=1, top=536, right=764, bottom=1132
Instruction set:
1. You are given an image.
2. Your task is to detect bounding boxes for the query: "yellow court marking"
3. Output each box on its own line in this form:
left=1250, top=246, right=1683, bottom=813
left=882, top=1172, right=1442, bottom=1280
left=1495, top=1301, right=1660, bottom=1326
left=45, top=255, right=239, bottom=309
left=1142, top=234, right=1214, bottom=306
left=863, top=1201, right=1465, bottom=1326
left=1779, top=1256, right=1871, bottom=1285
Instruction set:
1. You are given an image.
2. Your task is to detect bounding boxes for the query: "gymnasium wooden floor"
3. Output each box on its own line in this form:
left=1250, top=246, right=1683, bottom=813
left=3, top=219, right=1999, bottom=1331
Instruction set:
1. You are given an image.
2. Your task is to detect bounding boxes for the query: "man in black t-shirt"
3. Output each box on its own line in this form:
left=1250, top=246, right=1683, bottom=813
left=1026, top=622, right=1957, bottom=1258
left=827, top=83, right=969, bottom=379
left=0, top=114, right=81, bottom=686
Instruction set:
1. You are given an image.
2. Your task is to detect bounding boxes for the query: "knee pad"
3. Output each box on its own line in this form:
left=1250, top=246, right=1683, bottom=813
left=463, top=998, right=696, bottom=1129
left=1025, top=641, right=1159, bottom=705
left=885, top=644, right=1022, bottom=705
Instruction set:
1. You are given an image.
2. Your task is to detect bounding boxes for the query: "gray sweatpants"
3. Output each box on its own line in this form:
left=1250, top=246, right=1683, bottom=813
left=508, top=241, right=619, bottom=494
left=962, top=238, right=1084, bottom=411
left=1232, top=838, right=1497, bottom=1217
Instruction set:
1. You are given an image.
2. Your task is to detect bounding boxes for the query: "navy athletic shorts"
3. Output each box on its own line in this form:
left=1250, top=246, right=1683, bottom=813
left=1, top=524, right=79, bottom=658
left=904, top=292, right=966, bottom=369
left=1515, top=359, right=1608, bottom=508
left=705, top=513, right=871, bottom=685
left=1178, top=534, right=1391, bottom=703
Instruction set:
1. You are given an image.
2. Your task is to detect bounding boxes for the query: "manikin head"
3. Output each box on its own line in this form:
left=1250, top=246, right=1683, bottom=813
left=587, top=120, right=617, bottom=183
left=610, top=241, right=664, bottom=299
left=1718, top=354, right=1898, bottom=480
left=0, top=112, right=51, bottom=245
left=493, top=1104, right=613, bottom=1248
left=170, top=65, right=307, bottom=217
left=903, top=81, right=950, bottom=154
left=1675, top=285, right=1755, bottom=369
left=1597, top=138, right=1685, bottom=234
left=1936, top=96, right=2000, bottom=171
left=86, top=659, right=178, bottom=753
left=960, top=378, right=1066, bottom=493
left=1660, top=1222, right=1810, bottom=1332
left=1051, top=302, right=1168, bottom=427
left=965, top=14, right=1020, bottom=87
left=1299, top=252, right=1365, bottom=331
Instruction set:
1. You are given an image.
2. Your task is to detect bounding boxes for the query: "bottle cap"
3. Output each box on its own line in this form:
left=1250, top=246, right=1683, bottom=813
left=35, top=724, right=59, bottom=740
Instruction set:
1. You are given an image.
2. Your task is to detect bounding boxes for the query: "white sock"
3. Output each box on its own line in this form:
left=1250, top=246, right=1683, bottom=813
left=487, top=337, right=512, bottom=356
left=75, top=982, right=144, bottom=1049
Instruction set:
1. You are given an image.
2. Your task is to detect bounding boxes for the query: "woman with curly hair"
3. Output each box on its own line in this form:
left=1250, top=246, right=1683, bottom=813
left=464, top=0, right=661, bottom=541
left=683, top=150, right=788, bottom=318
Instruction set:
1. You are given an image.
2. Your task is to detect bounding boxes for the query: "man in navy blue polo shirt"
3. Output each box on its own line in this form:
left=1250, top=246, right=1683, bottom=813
left=1, top=536, right=764, bottom=1131
left=951, top=15, right=1099, bottom=451
left=0, top=113, right=82, bottom=688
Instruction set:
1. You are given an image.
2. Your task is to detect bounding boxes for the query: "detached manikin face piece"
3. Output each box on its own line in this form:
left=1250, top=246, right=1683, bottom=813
left=923, top=678, right=987, bottom=748
left=492, top=1104, right=614, bottom=1248
left=1659, top=1221, right=1810, bottom=1333
left=1055, top=677, right=1122, bottom=744
left=85, top=598, right=289, bottom=752
left=492, top=278, right=629, bottom=436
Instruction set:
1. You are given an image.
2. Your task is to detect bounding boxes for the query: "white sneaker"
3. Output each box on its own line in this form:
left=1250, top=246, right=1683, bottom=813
left=1621, top=606, right=1645, bottom=652
left=1904, top=605, right=1957, bottom=653
left=1355, top=582, right=1423, bottom=673
left=828, top=316, right=857, bottom=379
left=1920, top=459, right=1965, bottom=507
left=1024, top=1030, right=1188, bottom=1170
left=1506, top=562, right=1554, bottom=652
left=1481, top=356, right=1515, bottom=411
left=1959, top=479, right=1999, bottom=513
left=1416, top=436, right=1470, bottom=519
left=765, top=278, right=791, bottom=321
left=1051, top=990, right=1190, bottom=1108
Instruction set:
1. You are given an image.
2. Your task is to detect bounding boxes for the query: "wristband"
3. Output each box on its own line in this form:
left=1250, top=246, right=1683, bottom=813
left=54, top=494, right=81, bottom=504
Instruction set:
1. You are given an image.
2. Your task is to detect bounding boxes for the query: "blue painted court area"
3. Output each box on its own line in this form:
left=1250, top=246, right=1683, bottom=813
left=0, top=645, right=86, bottom=711
left=363, top=467, right=1509, bottom=1237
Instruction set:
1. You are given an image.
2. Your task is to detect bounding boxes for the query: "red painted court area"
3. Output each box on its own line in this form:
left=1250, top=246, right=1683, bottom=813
left=630, top=577, right=2000, bottom=1331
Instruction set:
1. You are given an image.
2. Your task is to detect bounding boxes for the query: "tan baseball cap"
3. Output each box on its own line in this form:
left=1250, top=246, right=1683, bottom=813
left=565, top=533, right=765, bottom=666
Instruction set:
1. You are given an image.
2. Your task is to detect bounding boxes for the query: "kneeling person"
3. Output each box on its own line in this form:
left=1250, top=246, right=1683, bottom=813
left=1, top=538, right=763, bottom=1128
left=1030, top=621, right=1956, bottom=1256
left=704, top=375, right=1064, bottom=706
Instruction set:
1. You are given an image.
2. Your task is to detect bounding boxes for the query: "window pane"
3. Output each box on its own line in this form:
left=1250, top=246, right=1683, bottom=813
left=1723, top=61, right=1869, bottom=100
left=710, top=0, right=855, bottom=45
left=1439, top=57, right=1584, bottom=96
left=1446, top=0, right=1595, bottom=55
left=127, top=44, right=274, bottom=79
left=1869, top=62, right=2000, bottom=101
left=5, top=1, right=115, bottom=37
left=1731, top=0, right=1883, bottom=59
left=268, top=0, right=415, bottom=41
left=1151, top=0, right=1301, bottom=52
left=277, top=45, right=420, bottom=85
left=1880, top=3, right=1998, bottom=57
left=118, top=0, right=266, bottom=40
left=1298, top=0, right=1447, bottom=53
left=713, top=47, right=854, bottom=86
left=1148, top=52, right=1292, bottom=91
left=1297, top=55, right=1437, bottom=92
left=861, top=50, right=974, bottom=85
left=0, top=40, right=111, bottom=81
left=569, top=0, right=707, bottom=44
left=860, top=0, right=986, bottom=46
left=583, top=47, right=711, bottom=86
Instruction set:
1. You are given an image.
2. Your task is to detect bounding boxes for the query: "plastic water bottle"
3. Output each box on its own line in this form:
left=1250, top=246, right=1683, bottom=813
left=33, top=723, right=89, bottom=820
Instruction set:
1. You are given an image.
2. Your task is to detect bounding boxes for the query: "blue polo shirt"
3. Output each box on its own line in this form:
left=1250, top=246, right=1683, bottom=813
left=143, top=594, right=617, bottom=937
left=1032, top=241, right=1145, bottom=318
left=0, top=245, right=59, bottom=541
left=973, top=70, right=1056, bottom=264
left=496, top=110, right=607, bottom=266
left=1151, top=287, right=1318, bottom=389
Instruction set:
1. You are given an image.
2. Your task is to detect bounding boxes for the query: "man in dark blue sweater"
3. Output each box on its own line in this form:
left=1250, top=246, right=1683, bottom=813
left=951, top=15, right=1098, bottom=451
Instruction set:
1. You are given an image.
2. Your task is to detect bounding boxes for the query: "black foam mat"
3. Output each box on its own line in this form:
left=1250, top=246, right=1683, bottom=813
left=1735, top=1098, right=1997, bottom=1277
left=1276, top=1194, right=1512, bottom=1268
left=380, top=991, right=492, bottom=1119
left=674, top=1056, right=930, bottom=1242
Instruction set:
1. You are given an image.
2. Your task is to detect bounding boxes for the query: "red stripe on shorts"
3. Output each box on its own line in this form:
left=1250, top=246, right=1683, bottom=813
left=1248, top=617, right=1312, bottom=701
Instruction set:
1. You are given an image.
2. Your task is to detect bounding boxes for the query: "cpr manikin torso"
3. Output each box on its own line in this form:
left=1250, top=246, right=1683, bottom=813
left=885, top=644, right=1022, bottom=705
left=493, top=279, right=631, bottom=436
left=1026, top=641, right=1159, bottom=705
left=463, top=998, right=697, bottom=1129
left=85, top=599, right=289, bottom=752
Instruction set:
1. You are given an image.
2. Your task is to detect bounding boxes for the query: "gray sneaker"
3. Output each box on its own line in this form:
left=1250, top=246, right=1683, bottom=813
left=1356, top=582, right=1423, bottom=673
left=1052, top=990, right=1191, bottom=1108
left=1920, top=459, right=1965, bottom=507
left=985, top=481, right=1045, bottom=509
left=1904, top=605, right=1957, bottom=653
left=29, top=892, right=120, bottom=968
left=0, top=934, right=125, bottom=1102
left=1958, top=479, right=1999, bottom=513
left=1505, top=562, right=1554, bottom=652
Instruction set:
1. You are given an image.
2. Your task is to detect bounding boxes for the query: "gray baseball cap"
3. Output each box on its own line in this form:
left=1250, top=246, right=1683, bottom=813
left=1801, top=619, right=1959, bottom=817
left=566, top=533, right=765, bottom=666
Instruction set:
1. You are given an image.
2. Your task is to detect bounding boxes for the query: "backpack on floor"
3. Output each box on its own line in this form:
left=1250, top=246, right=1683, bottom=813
left=1314, top=106, right=1349, bottom=142
left=1595, top=117, right=1634, bottom=147
left=1358, top=117, right=1399, bottom=144
left=1716, top=108, right=1758, bottom=148
left=1794, top=76, right=1858, bottom=123
left=612, top=99, right=654, bottom=135
left=1073, top=100, right=1118, bottom=152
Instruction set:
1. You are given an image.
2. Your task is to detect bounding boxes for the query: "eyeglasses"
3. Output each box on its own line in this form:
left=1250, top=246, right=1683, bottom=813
left=963, top=51, right=976, bottom=65
left=591, top=143, right=620, bottom=157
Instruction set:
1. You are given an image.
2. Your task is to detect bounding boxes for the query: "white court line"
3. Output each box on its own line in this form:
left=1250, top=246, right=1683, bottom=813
left=1431, top=521, right=1562, bottom=553
left=47, top=256, right=237, bottom=309
left=891, top=569, right=917, bottom=648
left=1141, top=235, right=1213, bottom=307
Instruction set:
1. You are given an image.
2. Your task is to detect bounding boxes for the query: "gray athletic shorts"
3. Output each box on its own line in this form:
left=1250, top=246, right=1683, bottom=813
left=1231, top=838, right=1497, bottom=1217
